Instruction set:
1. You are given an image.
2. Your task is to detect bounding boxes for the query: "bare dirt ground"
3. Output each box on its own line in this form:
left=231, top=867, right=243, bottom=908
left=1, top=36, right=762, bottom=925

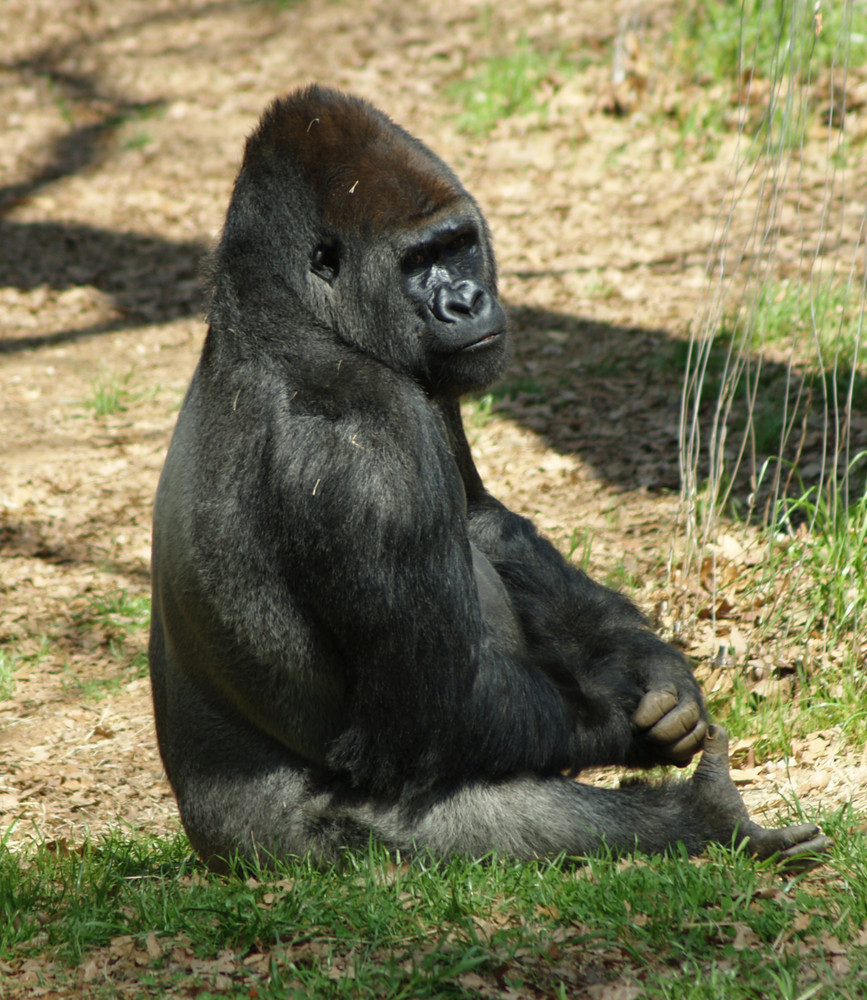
left=1, top=0, right=866, bottom=868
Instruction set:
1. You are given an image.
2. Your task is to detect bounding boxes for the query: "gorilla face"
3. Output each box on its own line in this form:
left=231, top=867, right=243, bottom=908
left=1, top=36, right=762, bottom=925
left=307, top=213, right=507, bottom=397
left=399, top=219, right=507, bottom=395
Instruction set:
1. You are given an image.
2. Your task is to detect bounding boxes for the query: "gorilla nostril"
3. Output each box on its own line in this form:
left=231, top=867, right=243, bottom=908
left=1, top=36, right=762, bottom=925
left=450, top=295, right=474, bottom=316
left=433, top=287, right=465, bottom=322
left=433, top=282, right=485, bottom=322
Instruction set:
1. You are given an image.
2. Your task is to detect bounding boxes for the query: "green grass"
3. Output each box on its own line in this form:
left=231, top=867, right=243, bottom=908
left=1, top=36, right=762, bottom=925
left=112, top=101, right=166, bottom=153
left=68, top=589, right=151, bottom=687
left=667, top=0, right=867, bottom=157
left=122, top=130, right=153, bottom=151
left=447, top=36, right=578, bottom=134
left=463, top=392, right=496, bottom=429
left=670, top=2, right=867, bottom=762
left=706, top=651, right=867, bottom=760
left=665, top=327, right=796, bottom=468
left=671, top=102, right=726, bottom=164
left=692, top=276, right=865, bottom=393
left=1, top=821, right=864, bottom=998
left=0, top=649, right=19, bottom=699
left=0, top=635, right=53, bottom=701
left=674, top=0, right=867, bottom=87
left=676, top=273, right=867, bottom=483
left=748, top=279, right=865, bottom=390
left=778, top=475, right=867, bottom=631
left=86, top=368, right=138, bottom=417
left=695, top=468, right=867, bottom=756
left=85, top=590, right=151, bottom=640
left=564, top=526, right=594, bottom=572
left=463, top=376, right=548, bottom=432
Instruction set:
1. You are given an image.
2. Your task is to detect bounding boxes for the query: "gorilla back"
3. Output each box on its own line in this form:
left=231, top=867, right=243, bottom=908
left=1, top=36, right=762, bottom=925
left=150, top=85, right=827, bottom=870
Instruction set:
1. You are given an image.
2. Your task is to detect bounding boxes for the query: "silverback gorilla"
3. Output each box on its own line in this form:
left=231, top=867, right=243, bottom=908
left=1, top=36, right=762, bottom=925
left=149, top=85, right=828, bottom=870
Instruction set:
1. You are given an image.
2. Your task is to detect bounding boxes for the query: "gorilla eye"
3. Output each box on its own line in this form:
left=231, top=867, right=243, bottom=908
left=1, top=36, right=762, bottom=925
left=445, top=233, right=473, bottom=255
left=311, top=242, right=341, bottom=283
left=402, top=247, right=431, bottom=272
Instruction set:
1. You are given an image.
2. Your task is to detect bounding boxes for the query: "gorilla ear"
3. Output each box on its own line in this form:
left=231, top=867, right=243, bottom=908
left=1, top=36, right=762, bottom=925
left=311, top=241, right=341, bottom=284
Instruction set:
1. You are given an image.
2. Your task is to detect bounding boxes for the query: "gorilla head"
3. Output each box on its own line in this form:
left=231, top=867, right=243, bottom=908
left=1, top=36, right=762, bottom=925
left=209, top=85, right=507, bottom=396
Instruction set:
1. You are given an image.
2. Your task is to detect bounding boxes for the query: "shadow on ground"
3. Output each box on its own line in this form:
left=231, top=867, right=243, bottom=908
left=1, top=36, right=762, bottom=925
left=0, top=219, right=205, bottom=351
left=6, top=211, right=857, bottom=501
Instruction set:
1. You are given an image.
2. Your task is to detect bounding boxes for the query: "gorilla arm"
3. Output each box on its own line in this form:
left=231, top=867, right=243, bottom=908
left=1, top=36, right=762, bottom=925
left=438, top=397, right=707, bottom=772
left=263, top=391, right=579, bottom=796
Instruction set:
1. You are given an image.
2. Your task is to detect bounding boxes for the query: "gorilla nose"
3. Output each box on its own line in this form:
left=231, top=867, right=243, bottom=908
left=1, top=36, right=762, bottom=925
left=432, top=280, right=486, bottom=323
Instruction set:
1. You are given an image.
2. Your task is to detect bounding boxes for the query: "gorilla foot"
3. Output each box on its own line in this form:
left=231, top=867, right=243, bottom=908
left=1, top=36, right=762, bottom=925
left=690, top=725, right=831, bottom=870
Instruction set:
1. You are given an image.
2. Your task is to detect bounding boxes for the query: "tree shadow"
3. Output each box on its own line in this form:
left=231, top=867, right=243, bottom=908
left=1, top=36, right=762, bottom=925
left=3, top=216, right=864, bottom=501
left=0, top=25, right=207, bottom=352
left=0, top=518, right=150, bottom=586
left=490, top=302, right=867, bottom=503
left=0, top=219, right=206, bottom=353
left=0, top=0, right=282, bottom=352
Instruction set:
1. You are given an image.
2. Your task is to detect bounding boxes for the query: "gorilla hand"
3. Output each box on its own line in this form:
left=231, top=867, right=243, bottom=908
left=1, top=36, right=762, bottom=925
left=633, top=683, right=708, bottom=766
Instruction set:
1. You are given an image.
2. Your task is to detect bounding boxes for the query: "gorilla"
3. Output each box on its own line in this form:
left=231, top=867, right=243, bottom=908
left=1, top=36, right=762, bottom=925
left=149, top=85, right=827, bottom=870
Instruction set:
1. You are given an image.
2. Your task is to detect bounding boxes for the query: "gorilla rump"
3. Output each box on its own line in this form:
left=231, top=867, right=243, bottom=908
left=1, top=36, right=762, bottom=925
left=149, top=85, right=826, bottom=870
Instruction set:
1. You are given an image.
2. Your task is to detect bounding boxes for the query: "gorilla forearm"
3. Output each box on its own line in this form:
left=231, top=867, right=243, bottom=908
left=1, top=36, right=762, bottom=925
left=465, top=496, right=707, bottom=768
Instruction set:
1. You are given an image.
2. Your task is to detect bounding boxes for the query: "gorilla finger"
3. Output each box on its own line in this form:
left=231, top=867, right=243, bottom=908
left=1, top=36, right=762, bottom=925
left=662, top=719, right=708, bottom=766
left=646, top=698, right=702, bottom=744
left=632, top=687, right=678, bottom=729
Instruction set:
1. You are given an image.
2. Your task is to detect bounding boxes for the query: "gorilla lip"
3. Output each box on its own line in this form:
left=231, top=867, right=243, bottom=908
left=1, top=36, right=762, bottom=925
left=460, top=329, right=504, bottom=352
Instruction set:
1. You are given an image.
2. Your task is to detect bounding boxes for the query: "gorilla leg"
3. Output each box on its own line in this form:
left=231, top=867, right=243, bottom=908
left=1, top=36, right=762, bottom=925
left=177, top=726, right=828, bottom=871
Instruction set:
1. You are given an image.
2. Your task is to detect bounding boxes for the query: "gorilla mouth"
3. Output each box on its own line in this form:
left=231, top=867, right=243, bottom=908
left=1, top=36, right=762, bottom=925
left=460, top=329, right=504, bottom=353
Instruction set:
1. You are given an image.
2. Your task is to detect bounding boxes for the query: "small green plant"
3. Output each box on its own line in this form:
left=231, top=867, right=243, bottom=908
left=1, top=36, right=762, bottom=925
left=487, top=374, right=545, bottom=404
left=565, top=526, right=594, bottom=571
left=69, top=590, right=151, bottom=680
left=463, top=391, right=496, bottom=428
left=671, top=102, right=727, bottom=164
left=86, top=368, right=137, bottom=417
left=92, top=589, right=150, bottom=675
left=0, top=649, right=19, bottom=699
left=61, top=664, right=123, bottom=699
left=448, top=37, right=576, bottom=134
left=111, top=101, right=165, bottom=152
left=87, top=590, right=151, bottom=634
left=122, top=130, right=152, bottom=151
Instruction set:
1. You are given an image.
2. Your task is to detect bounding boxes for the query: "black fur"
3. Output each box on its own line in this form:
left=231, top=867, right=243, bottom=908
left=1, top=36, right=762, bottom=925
left=149, top=85, right=827, bottom=870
